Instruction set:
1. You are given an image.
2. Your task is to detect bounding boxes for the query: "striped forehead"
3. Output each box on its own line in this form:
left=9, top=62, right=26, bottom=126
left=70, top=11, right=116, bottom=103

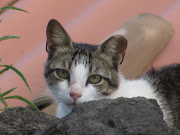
left=70, top=56, right=89, bottom=83
left=71, top=49, right=93, bottom=66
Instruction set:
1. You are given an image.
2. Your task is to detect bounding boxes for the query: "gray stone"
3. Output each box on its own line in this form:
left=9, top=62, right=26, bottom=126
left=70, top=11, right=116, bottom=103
left=0, top=97, right=179, bottom=135
left=0, top=107, right=57, bottom=135
left=35, top=97, right=177, bottom=135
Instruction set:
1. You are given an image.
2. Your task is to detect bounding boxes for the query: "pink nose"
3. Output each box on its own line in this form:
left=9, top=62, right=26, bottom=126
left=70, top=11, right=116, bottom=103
left=70, top=92, right=82, bottom=101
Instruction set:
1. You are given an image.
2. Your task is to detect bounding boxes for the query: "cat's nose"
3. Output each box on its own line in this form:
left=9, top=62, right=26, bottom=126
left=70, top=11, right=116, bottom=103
left=70, top=92, right=82, bottom=101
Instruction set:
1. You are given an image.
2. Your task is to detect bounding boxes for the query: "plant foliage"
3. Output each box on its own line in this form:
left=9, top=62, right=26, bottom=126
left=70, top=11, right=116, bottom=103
left=0, top=6, right=39, bottom=111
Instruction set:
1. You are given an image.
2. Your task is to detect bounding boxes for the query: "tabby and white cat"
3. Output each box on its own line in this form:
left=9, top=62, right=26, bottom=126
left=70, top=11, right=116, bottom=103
left=44, top=19, right=180, bottom=129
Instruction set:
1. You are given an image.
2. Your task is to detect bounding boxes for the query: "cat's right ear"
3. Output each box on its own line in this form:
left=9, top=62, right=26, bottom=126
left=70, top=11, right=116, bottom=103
left=96, top=35, right=127, bottom=69
left=46, top=19, right=73, bottom=53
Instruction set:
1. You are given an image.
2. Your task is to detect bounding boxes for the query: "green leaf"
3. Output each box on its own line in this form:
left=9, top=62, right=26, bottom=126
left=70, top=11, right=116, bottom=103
left=0, top=6, right=29, bottom=13
left=0, top=108, right=8, bottom=111
left=0, top=65, right=31, bottom=92
left=0, top=65, right=12, bottom=75
left=0, top=36, right=20, bottom=41
left=4, top=95, right=40, bottom=111
left=1, top=87, right=17, bottom=97
left=0, top=95, right=8, bottom=108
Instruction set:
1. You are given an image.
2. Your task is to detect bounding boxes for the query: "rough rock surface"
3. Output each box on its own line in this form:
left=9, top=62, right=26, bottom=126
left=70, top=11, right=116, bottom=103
left=0, top=97, right=180, bottom=135
left=0, top=107, right=58, bottom=135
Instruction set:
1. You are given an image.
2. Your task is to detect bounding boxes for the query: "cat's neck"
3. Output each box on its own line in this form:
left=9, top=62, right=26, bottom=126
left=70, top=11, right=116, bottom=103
left=57, top=102, right=75, bottom=118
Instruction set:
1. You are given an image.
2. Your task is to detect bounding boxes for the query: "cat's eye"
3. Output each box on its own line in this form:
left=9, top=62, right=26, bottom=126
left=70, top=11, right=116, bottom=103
left=56, top=69, right=70, bottom=79
left=88, top=75, right=102, bottom=84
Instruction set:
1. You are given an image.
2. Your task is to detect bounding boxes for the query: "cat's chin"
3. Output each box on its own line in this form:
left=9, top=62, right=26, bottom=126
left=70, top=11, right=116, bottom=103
left=67, top=102, right=76, bottom=106
left=66, top=100, right=84, bottom=106
left=64, top=100, right=78, bottom=106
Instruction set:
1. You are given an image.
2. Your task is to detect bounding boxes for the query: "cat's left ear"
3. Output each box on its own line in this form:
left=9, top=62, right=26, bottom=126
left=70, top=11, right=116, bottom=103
left=96, top=35, right=127, bottom=69
left=46, top=19, right=73, bottom=53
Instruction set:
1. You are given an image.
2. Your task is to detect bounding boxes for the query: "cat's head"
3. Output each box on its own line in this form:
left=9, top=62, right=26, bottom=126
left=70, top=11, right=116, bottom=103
left=44, top=19, right=127, bottom=105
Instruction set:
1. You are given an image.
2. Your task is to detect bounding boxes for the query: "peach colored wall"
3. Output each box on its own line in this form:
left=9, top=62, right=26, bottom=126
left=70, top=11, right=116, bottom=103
left=0, top=0, right=18, bottom=8
left=151, top=1, right=180, bottom=68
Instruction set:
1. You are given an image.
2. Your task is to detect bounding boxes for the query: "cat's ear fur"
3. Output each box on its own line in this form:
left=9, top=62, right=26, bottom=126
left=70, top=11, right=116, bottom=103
left=46, top=19, right=73, bottom=53
left=96, top=35, right=127, bottom=69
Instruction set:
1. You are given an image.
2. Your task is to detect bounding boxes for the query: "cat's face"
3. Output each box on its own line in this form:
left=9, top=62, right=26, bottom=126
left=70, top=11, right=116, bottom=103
left=44, top=19, right=127, bottom=105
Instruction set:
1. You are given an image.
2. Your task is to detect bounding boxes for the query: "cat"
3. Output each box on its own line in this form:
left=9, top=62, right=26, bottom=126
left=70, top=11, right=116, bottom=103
left=43, top=19, right=180, bottom=129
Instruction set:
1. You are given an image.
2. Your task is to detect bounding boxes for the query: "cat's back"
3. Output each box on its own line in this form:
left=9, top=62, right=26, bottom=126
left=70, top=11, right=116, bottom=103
left=146, top=64, right=180, bottom=93
left=145, top=64, right=180, bottom=128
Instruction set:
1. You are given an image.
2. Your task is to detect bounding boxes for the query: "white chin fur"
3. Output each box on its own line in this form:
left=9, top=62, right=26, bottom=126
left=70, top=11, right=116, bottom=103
left=56, top=84, right=98, bottom=118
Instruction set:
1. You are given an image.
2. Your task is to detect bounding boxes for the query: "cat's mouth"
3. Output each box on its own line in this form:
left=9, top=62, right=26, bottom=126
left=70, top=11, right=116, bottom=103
left=70, top=102, right=76, bottom=105
left=67, top=101, right=77, bottom=106
left=68, top=100, right=84, bottom=106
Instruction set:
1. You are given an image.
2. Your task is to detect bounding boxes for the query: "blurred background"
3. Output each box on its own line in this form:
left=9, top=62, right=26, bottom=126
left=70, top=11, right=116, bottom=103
left=0, top=0, right=180, bottom=111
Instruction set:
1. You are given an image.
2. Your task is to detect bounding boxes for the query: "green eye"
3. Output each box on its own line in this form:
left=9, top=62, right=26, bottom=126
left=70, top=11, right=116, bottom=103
left=56, top=69, right=70, bottom=79
left=88, top=75, right=102, bottom=84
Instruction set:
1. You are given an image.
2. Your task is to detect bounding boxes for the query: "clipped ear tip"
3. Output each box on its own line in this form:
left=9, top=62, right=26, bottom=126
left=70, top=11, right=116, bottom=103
left=49, top=19, right=59, bottom=23
left=46, top=19, right=62, bottom=39
left=47, top=19, right=60, bottom=28
left=112, top=35, right=128, bottom=48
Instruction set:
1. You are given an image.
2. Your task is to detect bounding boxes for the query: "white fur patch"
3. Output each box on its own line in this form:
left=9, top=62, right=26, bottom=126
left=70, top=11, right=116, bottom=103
left=70, top=62, right=98, bottom=103
left=57, top=102, right=74, bottom=118
left=70, top=62, right=89, bottom=91
left=49, top=80, right=73, bottom=104
left=109, top=77, right=156, bottom=99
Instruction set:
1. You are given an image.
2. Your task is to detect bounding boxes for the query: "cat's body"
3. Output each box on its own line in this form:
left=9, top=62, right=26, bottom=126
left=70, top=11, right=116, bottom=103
left=44, top=19, right=180, bottom=129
